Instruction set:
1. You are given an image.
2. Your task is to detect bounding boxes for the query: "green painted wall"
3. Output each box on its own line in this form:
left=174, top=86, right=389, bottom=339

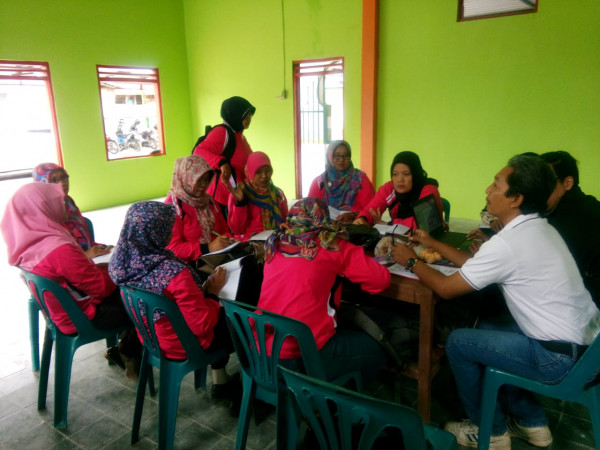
left=378, top=0, right=600, bottom=218
left=0, top=0, right=193, bottom=211
left=183, top=0, right=363, bottom=199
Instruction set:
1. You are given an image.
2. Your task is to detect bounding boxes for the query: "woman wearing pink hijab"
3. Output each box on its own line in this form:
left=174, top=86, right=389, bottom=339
left=0, top=183, right=139, bottom=378
left=227, top=151, right=288, bottom=241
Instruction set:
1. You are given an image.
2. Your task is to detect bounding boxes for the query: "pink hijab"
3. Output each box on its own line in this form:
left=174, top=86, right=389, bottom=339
left=0, top=183, right=78, bottom=271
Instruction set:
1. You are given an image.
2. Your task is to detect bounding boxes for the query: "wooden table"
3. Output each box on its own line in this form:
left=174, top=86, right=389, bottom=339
left=344, top=272, right=444, bottom=423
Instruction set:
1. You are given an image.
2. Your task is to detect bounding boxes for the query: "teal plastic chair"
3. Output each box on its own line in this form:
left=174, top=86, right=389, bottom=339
left=221, top=299, right=361, bottom=450
left=280, top=366, right=457, bottom=450
left=441, top=197, right=451, bottom=223
left=27, top=216, right=95, bottom=372
left=477, top=333, right=600, bottom=450
left=119, top=285, right=230, bottom=450
left=20, top=270, right=124, bottom=429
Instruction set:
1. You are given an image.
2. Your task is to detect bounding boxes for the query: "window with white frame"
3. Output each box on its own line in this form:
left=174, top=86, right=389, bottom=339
left=0, top=61, right=62, bottom=179
left=458, top=0, right=537, bottom=21
left=97, top=65, right=165, bottom=161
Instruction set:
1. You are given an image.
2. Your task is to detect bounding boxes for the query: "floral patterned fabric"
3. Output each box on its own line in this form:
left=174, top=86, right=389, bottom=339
left=265, top=197, right=347, bottom=262
left=321, top=140, right=365, bottom=211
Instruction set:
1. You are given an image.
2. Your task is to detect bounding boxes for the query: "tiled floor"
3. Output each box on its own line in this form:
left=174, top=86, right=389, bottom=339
left=0, top=184, right=597, bottom=449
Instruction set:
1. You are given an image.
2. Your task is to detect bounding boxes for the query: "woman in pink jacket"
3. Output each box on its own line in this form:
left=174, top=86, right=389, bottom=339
left=257, top=198, right=390, bottom=385
left=193, top=96, right=256, bottom=216
left=165, top=155, right=233, bottom=263
left=227, top=151, right=288, bottom=241
left=0, top=183, right=139, bottom=378
left=308, top=140, right=375, bottom=224
left=354, top=151, right=444, bottom=229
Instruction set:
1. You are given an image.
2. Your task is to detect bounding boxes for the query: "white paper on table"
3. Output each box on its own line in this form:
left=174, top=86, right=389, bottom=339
left=249, top=230, right=275, bottom=241
left=387, top=262, right=459, bottom=280
left=92, top=249, right=113, bottom=265
left=217, top=256, right=247, bottom=300
left=374, top=223, right=410, bottom=236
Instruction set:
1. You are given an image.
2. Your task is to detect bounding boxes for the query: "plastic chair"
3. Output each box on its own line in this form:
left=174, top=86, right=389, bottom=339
left=20, top=270, right=125, bottom=429
left=441, top=197, right=451, bottom=223
left=221, top=299, right=361, bottom=450
left=280, top=366, right=457, bottom=450
left=27, top=216, right=95, bottom=372
left=477, top=333, right=600, bottom=450
left=119, top=285, right=230, bottom=450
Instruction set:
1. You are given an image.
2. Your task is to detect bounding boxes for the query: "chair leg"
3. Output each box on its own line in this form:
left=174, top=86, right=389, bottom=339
left=235, top=376, right=256, bottom=450
left=28, top=298, right=40, bottom=371
left=52, top=336, right=76, bottom=429
left=585, top=390, right=600, bottom=450
left=194, top=367, right=207, bottom=389
left=158, top=365, right=184, bottom=450
left=105, top=334, right=119, bottom=366
left=131, top=351, right=150, bottom=444
left=38, top=327, right=54, bottom=410
left=477, top=377, right=500, bottom=450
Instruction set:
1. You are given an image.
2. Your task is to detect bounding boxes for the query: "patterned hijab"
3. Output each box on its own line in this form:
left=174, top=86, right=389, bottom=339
left=241, top=151, right=284, bottom=230
left=32, top=162, right=93, bottom=250
left=220, top=96, right=256, bottom=132
left=168, top=155, right=216, bottom=244
left=265, top=197, right=347, bottom=262
left=321, top=140, right=363, bottom=211
left=109, top=201, right=200, bottom=293
left=1, top=183, right=79, bottom=271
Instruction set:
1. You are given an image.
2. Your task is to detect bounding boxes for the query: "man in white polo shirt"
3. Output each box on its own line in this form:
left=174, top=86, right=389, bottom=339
left=392, top=154, right=600, bottom=449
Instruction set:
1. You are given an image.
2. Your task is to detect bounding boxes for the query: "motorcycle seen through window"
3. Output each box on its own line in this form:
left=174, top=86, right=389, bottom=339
left=97, top=65, right=165, bottom=161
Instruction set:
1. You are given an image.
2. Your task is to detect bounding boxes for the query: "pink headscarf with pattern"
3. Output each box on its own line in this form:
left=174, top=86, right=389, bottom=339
left=1, top=183, right=79, bottom=271
left=168, top=155, right=216, bottom=244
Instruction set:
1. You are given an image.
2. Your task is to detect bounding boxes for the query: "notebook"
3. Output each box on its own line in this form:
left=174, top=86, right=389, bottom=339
left=411, top=194, right=471, bottom=251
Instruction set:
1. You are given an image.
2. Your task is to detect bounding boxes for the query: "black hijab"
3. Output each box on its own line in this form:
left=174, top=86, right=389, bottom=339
left=220, top=96, right=256, bottom=132
left=390, top=151, right=428, bottom=219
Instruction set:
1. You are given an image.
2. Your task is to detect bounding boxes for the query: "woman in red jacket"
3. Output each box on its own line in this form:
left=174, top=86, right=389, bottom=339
left=193, top=96, right=256, bottom=216
left=308, top=140, right=375, bottom=224
left=227, top=151, right=288, bottom=241
left=165, top=155, right=233, bottom=263
left=0, top=183, right=139, bottom=378
left=109, top=201, right=238, bottom=397
left=354, top=151, right=444, bottom=229
left=257, top=197, right=390, bottom=385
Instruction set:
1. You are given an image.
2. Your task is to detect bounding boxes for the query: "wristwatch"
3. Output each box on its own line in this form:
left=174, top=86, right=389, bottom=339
left=406, top=257, right=421, bottom=273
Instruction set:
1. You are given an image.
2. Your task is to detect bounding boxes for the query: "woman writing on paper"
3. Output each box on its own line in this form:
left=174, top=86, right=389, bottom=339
left=257, top=198, right=390, bottom=385
left=354, top=151, right=444, bottom=229
left=165, top=155, right=233, bottom=264
left=109, top=201, right=239, bottom=397
left=308, top=140, right=375, bottom=224
left=227, top=151, right=288, bottom=241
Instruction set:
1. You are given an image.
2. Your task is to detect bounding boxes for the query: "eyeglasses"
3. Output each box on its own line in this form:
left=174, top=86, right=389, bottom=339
left=332, top=154, right=351, bottom=160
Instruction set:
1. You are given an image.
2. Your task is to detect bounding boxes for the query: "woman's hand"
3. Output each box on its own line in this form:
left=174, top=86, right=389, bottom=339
left=85, top=244, right=113, bottom=259
left=220, top=163, right=232, bottom=185
left=369, top=208, right=383, bottom=224
left=204, top=267, right=227, bottom=296
left=352, top=216, right=369, bottom=226
left=208, top=235, right=232, bottom=253
left=226, top=182, right=245, bottom=203
left=337, top=211, right=358, bottom=225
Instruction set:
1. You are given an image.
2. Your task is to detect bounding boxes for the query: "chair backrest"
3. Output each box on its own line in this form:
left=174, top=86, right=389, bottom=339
left=559, top=331, right=600, bottom=390
left=83, top=216, right=95, bottom=242
left=441, top=197, right=451, bottom=223
left=20, top=270, right=99, bottom=335
left=119, top=285, right=207, bottom=364
left=221, top=299, right=326, bottom=394
left=280, top=366, right=431, bottom=450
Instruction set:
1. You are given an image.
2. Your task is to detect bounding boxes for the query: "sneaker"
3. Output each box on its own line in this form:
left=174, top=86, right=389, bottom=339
left=507, top=417, right=553, bottom=447
left=104, top=346, right=125, bottom=370
left=444, top=419, right=511, bottom=449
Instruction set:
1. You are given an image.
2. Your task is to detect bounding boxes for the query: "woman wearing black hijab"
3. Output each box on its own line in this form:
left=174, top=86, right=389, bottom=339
left=354, top=151, right=445, bottom=228
left=193, top=96, right=256, bottom=215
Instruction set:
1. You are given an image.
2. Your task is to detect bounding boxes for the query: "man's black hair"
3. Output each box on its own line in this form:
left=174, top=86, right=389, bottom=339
left=506, top=155, right=556, bottom=215
left=540, top=151, right=579, bottom=186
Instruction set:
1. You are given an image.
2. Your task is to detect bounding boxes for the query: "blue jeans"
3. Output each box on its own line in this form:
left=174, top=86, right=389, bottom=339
left=280, top=329, right=386, bottom=388
left=445, top=317, right=576, bottom=435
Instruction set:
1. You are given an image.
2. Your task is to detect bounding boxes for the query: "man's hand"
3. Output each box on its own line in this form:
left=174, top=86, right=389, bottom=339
left=409, top=229, right=434, bottom=248
left=391, top=242, right=418, bottom=266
